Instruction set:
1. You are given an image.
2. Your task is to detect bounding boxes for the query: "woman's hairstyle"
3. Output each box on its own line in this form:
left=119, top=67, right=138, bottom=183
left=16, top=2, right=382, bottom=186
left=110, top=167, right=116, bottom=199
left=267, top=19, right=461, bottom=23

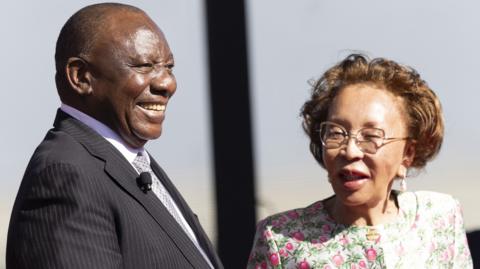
left=301, top=54, right=444, bottom=170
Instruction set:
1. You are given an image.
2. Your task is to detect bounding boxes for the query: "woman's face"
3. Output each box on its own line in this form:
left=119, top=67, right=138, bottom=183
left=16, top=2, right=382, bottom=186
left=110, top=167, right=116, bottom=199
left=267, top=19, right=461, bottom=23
left=322, top=84, right=413, bottom=208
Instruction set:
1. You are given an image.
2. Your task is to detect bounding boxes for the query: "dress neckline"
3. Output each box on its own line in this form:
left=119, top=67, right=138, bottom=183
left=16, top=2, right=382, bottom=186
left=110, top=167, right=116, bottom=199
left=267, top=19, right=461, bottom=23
left=316, top=190, right=418, bottom=242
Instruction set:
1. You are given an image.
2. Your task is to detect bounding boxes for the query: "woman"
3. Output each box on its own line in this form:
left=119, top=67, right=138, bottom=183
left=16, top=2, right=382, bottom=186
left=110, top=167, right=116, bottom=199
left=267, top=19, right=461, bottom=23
left=247, top=54, right=472, bottom=268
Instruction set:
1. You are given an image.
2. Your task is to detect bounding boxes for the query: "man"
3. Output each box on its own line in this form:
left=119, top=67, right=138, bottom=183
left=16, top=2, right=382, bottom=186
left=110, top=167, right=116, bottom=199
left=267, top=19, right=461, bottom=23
left=7, top=3, right=223, bottom=269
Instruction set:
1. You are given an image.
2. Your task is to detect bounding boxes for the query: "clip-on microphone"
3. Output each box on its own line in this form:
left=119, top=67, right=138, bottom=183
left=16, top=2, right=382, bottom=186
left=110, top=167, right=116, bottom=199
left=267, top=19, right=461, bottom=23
left=137, top=172, right=152, bottom=193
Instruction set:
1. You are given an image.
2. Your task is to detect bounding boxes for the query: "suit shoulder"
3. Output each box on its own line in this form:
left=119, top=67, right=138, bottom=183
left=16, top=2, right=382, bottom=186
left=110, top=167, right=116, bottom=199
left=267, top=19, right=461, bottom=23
left=16, top=129, right=111, bottom=208
left=27, top=129, right=93, bottom=171
left=40, top=128, right=87, bottom=156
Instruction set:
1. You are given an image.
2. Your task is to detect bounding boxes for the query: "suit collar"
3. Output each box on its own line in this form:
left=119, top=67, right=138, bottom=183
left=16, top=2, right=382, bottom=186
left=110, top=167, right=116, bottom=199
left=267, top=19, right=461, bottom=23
left=60, top=104, right=141, bottom=163
left=53, top=109, right=217, bottom=268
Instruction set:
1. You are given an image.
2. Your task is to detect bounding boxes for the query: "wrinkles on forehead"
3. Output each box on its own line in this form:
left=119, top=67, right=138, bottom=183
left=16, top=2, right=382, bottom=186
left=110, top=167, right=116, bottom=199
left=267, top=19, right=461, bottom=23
left=127, top=28, right=167, bottom=58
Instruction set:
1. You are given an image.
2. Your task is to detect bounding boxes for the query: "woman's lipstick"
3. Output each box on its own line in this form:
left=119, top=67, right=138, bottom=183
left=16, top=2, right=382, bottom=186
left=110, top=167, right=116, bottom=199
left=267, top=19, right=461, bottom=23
left=339, top=170, right=369, bottom=191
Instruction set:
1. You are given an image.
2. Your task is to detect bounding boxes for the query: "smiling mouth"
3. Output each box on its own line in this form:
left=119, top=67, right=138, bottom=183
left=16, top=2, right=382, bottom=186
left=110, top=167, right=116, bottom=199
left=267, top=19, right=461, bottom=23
left=338, top=170, right=370, bottom=191
left=138, top=103, right=165, bottom=112
left=339, top=170, right=369, bottom=181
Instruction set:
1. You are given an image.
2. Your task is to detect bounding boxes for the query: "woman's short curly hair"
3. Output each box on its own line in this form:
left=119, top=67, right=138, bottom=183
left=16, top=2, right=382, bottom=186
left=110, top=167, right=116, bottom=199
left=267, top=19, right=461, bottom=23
left=301, top=54, right=444, bottom=170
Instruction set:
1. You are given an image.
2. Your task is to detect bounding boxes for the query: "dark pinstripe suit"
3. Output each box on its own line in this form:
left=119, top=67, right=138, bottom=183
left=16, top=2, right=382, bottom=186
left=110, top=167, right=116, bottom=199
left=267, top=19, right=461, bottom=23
left=7, top=110, right=223, bottom=269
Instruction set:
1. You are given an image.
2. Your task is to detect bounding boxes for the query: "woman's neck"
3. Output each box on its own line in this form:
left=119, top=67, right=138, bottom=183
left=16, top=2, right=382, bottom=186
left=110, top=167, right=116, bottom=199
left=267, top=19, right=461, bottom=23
left=326, top=192, right=399, bottom=226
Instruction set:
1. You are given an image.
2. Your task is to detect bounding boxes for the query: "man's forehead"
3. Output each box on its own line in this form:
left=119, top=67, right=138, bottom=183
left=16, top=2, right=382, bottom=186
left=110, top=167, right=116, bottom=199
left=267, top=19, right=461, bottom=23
left=130, top=28, right=167, bottom=52
left=96, top=13, right=163, bottom=44
left=91, top=24, right=170, bottom=62
left=102, top=10, right=155, bottom=33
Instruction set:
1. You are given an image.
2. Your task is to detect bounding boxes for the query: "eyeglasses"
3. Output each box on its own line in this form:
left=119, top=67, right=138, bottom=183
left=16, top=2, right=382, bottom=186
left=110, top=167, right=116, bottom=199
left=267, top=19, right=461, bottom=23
left=318, top=121, right=409, bottom=154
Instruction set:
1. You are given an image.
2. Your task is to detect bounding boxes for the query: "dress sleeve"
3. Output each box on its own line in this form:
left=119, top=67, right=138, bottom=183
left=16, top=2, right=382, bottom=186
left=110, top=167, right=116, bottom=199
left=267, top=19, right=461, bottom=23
left=246, top=219, right=282, bottom=269
left=452, top=199, right=473, bottom=269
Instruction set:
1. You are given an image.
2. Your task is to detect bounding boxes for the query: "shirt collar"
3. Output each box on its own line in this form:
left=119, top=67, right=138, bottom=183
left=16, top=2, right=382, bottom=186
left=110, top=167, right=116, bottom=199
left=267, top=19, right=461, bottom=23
left=60, top=103, right=150, bottom=164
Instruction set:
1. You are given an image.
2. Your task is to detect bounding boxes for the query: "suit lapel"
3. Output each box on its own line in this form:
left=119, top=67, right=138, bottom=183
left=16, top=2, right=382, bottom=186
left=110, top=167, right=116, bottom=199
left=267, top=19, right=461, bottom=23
left=53, top=110, right=212, bottom=268
left=150, top=158, right=223, bottom=268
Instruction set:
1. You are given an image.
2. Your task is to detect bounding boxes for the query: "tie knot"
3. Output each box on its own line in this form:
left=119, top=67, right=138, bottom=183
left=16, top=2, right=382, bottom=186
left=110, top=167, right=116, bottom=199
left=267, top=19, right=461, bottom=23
left=132, top=153, right=151, bottom=173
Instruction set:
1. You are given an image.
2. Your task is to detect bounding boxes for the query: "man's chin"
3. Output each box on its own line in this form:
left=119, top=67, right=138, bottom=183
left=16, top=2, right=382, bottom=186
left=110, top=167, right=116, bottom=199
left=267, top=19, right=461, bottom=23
left=118, top=125, right=163, bottom=148
left=133, top=129, right=162, bottom=144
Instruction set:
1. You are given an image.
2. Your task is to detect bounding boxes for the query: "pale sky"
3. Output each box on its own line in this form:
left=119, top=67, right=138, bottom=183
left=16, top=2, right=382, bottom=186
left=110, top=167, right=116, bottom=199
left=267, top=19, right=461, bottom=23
left=1, top=1, right=480, bottom=267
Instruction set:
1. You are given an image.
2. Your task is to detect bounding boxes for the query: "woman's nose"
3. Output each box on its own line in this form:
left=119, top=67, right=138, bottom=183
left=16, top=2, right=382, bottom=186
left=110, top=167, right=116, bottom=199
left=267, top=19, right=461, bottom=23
left=342, top=136, right=364, bottom=160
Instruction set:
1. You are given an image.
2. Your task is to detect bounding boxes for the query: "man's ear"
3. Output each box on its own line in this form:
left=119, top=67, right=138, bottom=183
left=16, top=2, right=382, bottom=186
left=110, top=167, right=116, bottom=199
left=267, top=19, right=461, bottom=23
left=66, top=57, right=93, bottom=96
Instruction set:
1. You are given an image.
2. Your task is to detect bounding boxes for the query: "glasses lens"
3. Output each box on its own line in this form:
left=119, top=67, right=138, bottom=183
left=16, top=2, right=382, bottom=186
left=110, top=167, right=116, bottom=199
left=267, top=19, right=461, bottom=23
left=320, top=123, right=346, bottom=148
left=358, top=128, right=384, bottom=144
left=356, top=141, right=377, bottom=154
left=356, top=128, right=384, bottom=154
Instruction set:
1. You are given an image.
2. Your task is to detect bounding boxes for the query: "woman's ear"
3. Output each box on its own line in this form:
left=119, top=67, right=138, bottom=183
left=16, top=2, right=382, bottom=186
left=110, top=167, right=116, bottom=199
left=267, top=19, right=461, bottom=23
left=65, top=57, right=93, bottom=96
left=403, top=141, right=416, bottom=167
left=397, top=141, right=416, bottom=178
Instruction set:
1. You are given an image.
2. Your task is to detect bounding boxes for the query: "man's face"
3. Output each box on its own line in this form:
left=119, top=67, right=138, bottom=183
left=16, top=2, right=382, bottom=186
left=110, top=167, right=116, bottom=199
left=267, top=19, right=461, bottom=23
left=84, top=12, right=176, bottom=148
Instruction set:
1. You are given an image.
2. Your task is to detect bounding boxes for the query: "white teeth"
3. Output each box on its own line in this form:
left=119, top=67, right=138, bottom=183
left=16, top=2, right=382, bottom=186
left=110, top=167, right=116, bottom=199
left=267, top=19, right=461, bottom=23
left=140, top=104, right=165, bottom=111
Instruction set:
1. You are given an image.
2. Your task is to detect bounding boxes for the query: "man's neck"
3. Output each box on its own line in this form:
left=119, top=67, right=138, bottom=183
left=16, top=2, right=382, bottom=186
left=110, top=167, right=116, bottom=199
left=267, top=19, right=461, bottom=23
left=60, top=103, right=144, bottom=163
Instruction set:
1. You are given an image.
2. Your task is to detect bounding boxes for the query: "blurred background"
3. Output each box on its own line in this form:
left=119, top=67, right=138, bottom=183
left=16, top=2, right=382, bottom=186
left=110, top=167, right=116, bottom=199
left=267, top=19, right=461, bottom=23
left=1, top=0, right=479, bottom=268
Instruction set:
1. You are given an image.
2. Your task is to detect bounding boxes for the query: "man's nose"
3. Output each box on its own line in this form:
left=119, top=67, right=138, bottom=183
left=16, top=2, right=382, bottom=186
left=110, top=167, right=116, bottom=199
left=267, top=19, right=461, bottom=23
left=151, top=68, right=177, bottom=98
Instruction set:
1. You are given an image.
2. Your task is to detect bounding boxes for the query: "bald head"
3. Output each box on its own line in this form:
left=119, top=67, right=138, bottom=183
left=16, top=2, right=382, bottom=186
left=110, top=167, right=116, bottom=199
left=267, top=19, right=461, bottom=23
left=54, top=3, right=149, bottom=96
left=53, top=3, right=175, bottom=148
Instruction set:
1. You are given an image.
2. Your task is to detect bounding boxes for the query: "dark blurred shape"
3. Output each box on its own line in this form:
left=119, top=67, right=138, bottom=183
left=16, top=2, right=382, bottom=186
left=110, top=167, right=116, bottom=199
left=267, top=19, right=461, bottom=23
left=205, top=0, right=257, bottom=268
left=467, top=230, right=480, bottom=268
left=137, top=172, right=152, bottom=192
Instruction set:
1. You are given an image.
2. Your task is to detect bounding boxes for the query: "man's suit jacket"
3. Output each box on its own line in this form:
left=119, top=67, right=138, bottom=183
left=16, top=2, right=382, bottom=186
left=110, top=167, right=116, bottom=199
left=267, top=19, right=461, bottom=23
left=7, top=110, right=223, bottom=269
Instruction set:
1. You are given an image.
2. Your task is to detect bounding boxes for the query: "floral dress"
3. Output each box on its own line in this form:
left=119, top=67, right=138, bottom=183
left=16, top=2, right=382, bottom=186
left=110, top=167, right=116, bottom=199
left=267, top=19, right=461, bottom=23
left=246, top=191, right=473, bottom=269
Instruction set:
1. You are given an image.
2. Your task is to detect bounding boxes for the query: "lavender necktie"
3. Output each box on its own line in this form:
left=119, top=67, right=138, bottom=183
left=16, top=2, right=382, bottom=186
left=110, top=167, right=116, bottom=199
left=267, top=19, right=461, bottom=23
left=132, top=153, right=192, bottom=236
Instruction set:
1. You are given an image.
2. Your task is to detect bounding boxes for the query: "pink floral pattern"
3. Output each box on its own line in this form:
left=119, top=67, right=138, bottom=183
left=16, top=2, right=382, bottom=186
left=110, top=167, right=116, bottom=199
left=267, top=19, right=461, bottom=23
left=247, top=191, right=473, bottom=268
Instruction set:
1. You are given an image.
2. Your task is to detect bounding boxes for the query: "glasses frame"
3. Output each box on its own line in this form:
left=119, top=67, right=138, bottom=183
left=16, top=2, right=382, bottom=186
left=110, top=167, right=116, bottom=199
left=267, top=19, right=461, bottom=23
left=318, top=121, right=410, bottom=154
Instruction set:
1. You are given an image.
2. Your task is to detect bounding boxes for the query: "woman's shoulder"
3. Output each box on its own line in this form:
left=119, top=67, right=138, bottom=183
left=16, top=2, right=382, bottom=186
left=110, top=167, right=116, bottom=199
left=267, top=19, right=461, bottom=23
left=398, top=190, right=461, bottom=217
left=257, top=199, right=332, bottom=230
left=402, top=190, right=458, bottom=204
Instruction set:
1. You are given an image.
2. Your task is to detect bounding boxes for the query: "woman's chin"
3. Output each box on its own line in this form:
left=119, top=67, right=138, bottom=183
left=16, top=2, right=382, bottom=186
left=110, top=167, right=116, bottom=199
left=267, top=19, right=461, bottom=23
left=342, top=178, right=369, bottom=191
left=334, top=189, right=370, bottom=208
